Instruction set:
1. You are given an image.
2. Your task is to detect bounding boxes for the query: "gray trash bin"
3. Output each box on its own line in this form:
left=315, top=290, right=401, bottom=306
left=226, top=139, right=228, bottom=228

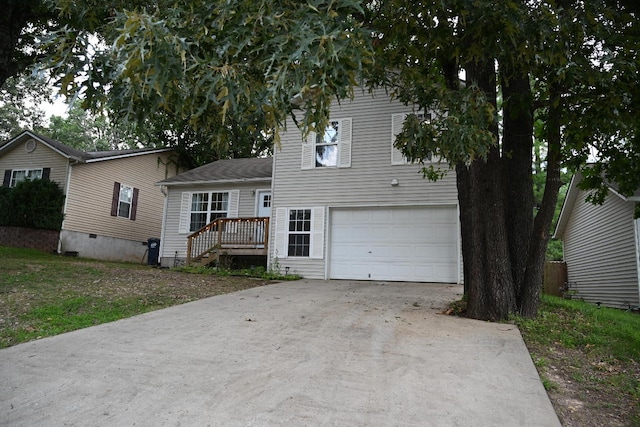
left=147, top=237, right=160, bottom=265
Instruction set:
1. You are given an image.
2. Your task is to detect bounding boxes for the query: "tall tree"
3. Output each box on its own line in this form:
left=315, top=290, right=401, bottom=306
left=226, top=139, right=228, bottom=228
left=44, top=0, right=638, bottom=320
left=0, top=1, right=55, bottom=88
left=0, top=73, right=50, bottom=141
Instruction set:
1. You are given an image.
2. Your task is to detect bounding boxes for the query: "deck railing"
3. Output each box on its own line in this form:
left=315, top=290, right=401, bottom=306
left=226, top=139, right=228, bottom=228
left=186, top=217, right=269, bottom=265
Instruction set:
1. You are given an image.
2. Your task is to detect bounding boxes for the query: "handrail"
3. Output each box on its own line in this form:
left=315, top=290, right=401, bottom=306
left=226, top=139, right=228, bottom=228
left=186, top=217, right=270, bottom=265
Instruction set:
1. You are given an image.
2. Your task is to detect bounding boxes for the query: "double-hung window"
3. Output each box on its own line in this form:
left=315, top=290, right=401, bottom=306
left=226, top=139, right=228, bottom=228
left=288, top=209, right=311, bottom=257
left=10, top=169, right=42, bottom=187
left=274, top=207, right=325, bottom=259
left=189, top=192, right=229, bottom=232
left=302, top=118, right=352, bottom=169
left=315, top=121, right=340, bottom=167
left=110, top=182, right=139, bottom=220
left=2, top=168, right=50, bottom=188
left=118, top=185, right=134, bottom=218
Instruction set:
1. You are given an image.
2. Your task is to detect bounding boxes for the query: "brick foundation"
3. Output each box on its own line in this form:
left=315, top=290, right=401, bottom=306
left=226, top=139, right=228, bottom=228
left=0, top=226, right=60, bottom=253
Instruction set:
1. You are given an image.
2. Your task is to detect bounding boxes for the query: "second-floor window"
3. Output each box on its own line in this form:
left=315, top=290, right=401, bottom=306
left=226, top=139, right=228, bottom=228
left=302, top=118, right=352, bottom=170
left=315, top=121, right=340, bottom=167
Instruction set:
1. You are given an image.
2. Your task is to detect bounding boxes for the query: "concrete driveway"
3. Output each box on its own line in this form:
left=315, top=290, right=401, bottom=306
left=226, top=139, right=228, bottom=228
left=0, top=280, right=559, bottom=426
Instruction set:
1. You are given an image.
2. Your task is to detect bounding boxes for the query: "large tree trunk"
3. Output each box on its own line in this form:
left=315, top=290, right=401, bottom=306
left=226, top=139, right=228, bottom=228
left=460, top=59, right=517, bottom=320
left=500, top=69, right=535, bottom=304
left=459, top=66, right=561, bottom=320
left=519, top=84, right=563, bottom=317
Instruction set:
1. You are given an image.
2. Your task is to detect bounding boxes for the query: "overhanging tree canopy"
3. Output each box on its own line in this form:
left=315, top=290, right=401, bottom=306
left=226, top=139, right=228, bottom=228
left=43, top=0, right=638, bottom=320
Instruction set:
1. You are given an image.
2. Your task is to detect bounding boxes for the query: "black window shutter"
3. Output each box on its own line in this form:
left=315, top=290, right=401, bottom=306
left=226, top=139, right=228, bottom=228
left=111, top=182, right=120, bottom=216
left=130, top=188, right=139, bottom=221
left=42, top=168, right=51, bottom=181
left=2, top=170, right=11, bottom=187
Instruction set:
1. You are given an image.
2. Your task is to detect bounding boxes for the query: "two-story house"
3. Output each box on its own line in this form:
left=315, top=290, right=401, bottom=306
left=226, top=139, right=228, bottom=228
left=268, top=89, right=461, bottom=282
left=158, top=89, right=462, bottom=283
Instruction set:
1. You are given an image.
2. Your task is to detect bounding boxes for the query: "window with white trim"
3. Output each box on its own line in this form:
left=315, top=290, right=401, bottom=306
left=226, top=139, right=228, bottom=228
left=288, top=209, right=311, bottom=257
left=110, top=182, right=139, bottom=220
left=302, top=118, right=352, bottom=169
left=315, top=121, right=339, bottom=167
left=274, top=207, right=324, bottom=259
left=10, top=168, right=42, bottom=187
left=117, top=185, right=134, bottom=218
left=189, top=192, right=229, bottom=232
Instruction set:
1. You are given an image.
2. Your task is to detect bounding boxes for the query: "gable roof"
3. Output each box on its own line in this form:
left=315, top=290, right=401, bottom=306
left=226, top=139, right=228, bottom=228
left=157, top=157, right=273, bottom=186
left=0, top=130, right=171, bottom=163
left=554, top=171, right=639, bottom=239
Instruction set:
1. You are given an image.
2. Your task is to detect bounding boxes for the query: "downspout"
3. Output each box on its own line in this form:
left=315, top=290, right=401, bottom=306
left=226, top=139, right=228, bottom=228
left=457, top=202, right=463, bottom=285
left=634, top=218, right=640, bottom=309
left=158, top=185, right=169, bottom=267
left=267, top=155, right=276, bottom=269
left=58, top=160, right=78, bottom=254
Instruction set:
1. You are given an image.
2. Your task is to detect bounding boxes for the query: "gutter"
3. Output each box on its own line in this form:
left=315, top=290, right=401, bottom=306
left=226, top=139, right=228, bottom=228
left=154, top=177, right=272, bottom=187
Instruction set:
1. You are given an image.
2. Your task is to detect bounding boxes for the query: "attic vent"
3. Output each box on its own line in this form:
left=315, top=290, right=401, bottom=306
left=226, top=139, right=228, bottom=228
left=25, top=139, right=37, bottom=153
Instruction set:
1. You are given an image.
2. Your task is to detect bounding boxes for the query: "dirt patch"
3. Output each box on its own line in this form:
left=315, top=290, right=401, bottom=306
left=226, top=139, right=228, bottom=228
left=530, top=343, right=638, bottom=427
left=0, top=263, right=270, bottom=347
left=71, top=264, right=270, bottom=301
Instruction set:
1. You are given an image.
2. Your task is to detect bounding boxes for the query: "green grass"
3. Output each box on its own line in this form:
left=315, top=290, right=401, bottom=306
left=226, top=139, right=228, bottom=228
left=0, top=246, right=267, bottom=348
left=172, top=264, right=302, bottom=281
left=515, top=295, right=640, bottom=423
left=517, top=295, right=640, bottom=361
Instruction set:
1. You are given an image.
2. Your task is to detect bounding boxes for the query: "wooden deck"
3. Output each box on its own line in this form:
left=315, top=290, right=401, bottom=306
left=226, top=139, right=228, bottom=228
left=186, top=217, right=269, bottom=266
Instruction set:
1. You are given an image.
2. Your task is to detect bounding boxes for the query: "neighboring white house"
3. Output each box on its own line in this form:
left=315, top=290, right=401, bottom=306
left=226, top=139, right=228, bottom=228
left=0, top=130, right=176, bottom=262
left=156, top=89, right=462, bottom=283
left=554, top=172, right=640, bottom=310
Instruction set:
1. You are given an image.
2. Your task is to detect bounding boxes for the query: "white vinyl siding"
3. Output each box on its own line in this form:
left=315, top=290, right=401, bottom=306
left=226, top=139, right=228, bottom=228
left=563, top=189, right=640, bottom=309
left=391, top=113, right=410, bottom=165
left=160, top=181, right=270, bottom=263
left=270, top=88, right=459, bottom=280
left=301, top=118, right=352, bottom=169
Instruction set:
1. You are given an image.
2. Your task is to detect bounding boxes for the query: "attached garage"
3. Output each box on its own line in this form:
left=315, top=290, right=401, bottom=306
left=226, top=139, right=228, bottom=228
left=329, top=206, right=459, bottom=283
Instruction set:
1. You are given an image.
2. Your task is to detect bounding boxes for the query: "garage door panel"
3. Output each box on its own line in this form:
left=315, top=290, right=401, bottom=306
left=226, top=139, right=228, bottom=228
left=330, top=206, right=458, bottom=283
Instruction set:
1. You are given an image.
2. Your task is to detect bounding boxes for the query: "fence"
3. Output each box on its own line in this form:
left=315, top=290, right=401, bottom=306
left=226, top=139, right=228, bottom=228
left=543, top=261, right=567, bottom=297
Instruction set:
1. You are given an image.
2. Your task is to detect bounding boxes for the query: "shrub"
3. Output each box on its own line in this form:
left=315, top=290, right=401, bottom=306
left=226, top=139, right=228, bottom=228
left=1, top=179, right=65, bottom=230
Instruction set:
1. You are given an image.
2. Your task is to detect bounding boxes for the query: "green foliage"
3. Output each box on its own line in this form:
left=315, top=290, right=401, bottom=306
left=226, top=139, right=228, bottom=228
left=172, top=263, right=302, bottom=281
left=0, top=73, right=49, bottom=140
left=517, top=295, right=640, bottom=362
left=45, top=0, right=372, bottom=144
left=545, top=239, right=563, bottom=261
left=0, top=179, right=65, bottom=230
left=30, top=0, right=639, bottom=320
left=534, top=172, right=571, bottom=260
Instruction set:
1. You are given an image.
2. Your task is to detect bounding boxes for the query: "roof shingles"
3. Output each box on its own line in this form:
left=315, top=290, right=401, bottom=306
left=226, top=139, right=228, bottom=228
left=158, top=157, right=272, bottom=185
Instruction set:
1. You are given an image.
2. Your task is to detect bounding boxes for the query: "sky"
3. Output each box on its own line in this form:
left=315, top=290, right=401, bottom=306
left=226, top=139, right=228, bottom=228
left=41, top=95, right=69, bottom=120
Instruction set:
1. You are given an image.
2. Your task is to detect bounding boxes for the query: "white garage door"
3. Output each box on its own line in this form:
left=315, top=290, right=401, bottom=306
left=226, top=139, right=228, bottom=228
left=329, top=206, right=459, bottom=282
